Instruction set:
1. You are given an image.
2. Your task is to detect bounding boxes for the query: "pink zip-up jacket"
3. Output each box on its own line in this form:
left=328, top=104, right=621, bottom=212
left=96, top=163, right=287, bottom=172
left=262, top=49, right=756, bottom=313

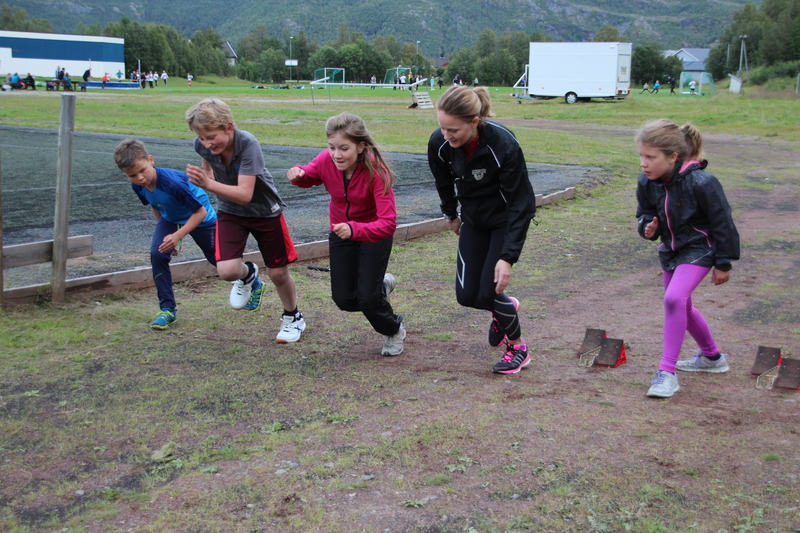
left=291, top=150, right=397, bottom=243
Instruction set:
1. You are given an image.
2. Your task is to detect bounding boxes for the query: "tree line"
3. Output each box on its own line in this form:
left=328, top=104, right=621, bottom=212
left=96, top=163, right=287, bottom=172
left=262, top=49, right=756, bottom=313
left=706, top=0, right=800, bottom=82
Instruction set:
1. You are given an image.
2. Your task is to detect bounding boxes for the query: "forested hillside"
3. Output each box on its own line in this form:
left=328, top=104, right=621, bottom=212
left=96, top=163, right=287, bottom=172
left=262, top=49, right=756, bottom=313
left=6, top=0, right=758, bottom=51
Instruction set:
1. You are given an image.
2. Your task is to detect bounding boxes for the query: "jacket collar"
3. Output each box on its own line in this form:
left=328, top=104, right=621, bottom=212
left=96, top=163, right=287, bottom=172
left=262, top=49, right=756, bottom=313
left=655, top=159, right=708, bottom=187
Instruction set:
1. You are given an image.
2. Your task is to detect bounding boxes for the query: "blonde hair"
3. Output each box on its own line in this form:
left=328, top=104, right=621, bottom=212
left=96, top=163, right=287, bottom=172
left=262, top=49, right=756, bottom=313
left=114, top=138, right=149, bottom=170
left=636, top=118, right=704, bottom=161
left=436, top=85, right=495, bottom=124
left=185, top=98, right=235, bottom=132
left=325, top=112, right=394, bottom=194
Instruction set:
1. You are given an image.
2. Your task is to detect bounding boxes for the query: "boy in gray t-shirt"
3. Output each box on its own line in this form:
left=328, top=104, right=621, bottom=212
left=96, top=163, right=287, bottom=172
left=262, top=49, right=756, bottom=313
left=185, top=98, right=306, bottom=343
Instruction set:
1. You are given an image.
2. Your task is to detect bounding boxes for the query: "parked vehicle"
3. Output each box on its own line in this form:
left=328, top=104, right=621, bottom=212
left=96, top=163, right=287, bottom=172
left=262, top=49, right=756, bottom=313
left=513, top=42, right=632, bottom=104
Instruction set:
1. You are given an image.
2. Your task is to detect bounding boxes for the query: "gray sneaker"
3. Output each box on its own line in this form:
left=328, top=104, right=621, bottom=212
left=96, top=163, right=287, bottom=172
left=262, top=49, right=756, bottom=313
left=676, top=351, right=730, bottom=373
left=381, top=323, right=406, bottom=356
left=383, top=273, right=396, bottom=298
left=647, top=370, right=680, bottom=398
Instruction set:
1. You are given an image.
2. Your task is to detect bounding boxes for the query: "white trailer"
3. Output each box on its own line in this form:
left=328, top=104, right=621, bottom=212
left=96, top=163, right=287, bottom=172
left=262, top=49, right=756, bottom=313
left=513, top=42, right=631, bottom=104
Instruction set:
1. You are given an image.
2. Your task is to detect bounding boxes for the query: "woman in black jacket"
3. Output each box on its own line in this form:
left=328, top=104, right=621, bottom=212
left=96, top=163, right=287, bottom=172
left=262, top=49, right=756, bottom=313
left=636, top=119, right=740, bottom=398
left=428, top=86, right=536, bottom=374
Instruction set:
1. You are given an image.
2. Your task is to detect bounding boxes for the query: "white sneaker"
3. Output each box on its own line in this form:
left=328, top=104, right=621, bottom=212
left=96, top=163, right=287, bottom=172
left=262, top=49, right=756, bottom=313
left=383, top=273, right=396, bottom=298
left=230, top=262, right=258, bottom=309
left=276, top=313, right=306, bottom=343
left=646, top=370, right=680, bottom=398
left=381, top=323, right=406, bottom=356
left=676, top=351, right=730, bottom=373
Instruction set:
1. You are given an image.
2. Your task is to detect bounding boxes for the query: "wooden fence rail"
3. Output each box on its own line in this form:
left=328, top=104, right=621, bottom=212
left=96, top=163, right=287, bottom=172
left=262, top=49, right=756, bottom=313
left=1, top=188, right=574, bottom=305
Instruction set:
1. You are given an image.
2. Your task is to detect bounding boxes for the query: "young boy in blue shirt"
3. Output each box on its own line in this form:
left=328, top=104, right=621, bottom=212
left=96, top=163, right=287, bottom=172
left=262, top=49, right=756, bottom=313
left=114, top=138, right=218, bottom=329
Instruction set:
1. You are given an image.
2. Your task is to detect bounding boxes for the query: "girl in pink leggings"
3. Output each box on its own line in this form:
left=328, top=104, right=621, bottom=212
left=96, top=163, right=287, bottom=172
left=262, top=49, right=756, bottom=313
left=635, top=119, right=740, bottom=398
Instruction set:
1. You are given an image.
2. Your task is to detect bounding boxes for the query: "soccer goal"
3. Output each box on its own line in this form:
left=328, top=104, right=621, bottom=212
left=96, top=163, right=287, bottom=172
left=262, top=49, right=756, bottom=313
left=680, top=71, right=716, bottom=95
left=383, top=67, right=412, bottom=85
left=313, top=68, right=345, bottom=84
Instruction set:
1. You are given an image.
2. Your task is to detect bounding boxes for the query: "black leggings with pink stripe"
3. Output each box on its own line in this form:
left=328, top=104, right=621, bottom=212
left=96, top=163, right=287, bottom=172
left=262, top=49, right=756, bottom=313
left=455, top=221, right=522, bottom=341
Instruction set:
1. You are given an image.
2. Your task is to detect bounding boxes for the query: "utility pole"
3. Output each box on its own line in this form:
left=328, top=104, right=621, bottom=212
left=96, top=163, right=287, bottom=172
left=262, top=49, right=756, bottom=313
left=738, top=35, right=749, bottom=80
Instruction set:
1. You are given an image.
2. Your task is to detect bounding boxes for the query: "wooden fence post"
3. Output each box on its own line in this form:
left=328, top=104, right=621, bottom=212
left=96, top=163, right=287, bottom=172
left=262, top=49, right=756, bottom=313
left=52, top=93, right=76, bottom=302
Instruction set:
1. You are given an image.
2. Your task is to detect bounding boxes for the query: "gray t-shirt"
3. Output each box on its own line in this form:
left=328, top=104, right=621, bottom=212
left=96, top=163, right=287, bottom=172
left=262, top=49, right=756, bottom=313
left=193, top=129, right=286, bottom=218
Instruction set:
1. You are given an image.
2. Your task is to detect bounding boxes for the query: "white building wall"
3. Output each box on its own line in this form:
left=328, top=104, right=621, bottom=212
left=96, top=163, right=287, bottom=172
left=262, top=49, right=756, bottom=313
left=0, top=31, right=126, bottom=79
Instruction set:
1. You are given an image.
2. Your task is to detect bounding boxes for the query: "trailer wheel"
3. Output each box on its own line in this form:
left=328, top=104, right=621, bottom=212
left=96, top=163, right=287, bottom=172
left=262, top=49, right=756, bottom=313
left=565, top=92, right=578, bottom=104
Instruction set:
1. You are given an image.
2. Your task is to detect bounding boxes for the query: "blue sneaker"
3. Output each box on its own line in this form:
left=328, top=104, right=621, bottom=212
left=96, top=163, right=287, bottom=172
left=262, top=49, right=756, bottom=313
left=244, top=279, right=265, bottom=311
left=151, top=308, right=177, bottom=330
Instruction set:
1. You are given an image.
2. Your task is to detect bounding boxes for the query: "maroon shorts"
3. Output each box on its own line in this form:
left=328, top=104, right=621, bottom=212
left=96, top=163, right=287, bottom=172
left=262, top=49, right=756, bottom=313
left=216, top=211, right=297, bottom=268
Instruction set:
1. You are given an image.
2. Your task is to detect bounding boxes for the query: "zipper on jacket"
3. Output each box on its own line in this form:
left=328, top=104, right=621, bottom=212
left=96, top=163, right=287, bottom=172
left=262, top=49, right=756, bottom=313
left=342, top=172, right=352, bottom=221
left=664, top=189, right=675, bottom=250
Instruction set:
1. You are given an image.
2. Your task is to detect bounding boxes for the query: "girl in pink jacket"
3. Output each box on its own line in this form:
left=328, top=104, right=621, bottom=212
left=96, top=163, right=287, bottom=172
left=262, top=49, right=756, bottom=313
left=287, top=113, right=406, bottom=356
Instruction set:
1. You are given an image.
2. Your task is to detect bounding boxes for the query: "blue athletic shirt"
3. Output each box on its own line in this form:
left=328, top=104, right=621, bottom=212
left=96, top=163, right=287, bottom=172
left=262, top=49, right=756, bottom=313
left=132, top=167, right=217, bottom=227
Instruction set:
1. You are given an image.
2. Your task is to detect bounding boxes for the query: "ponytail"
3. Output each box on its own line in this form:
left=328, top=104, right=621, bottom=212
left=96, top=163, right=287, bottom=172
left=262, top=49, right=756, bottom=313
left=437, top=85, right=495, bottom=124
left=636, top=118, right=704, bottom=161
left=681, top=123, right=704, bottom=161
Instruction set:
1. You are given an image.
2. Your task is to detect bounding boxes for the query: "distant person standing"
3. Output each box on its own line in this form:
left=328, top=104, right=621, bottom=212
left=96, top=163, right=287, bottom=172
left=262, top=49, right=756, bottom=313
left=116, top=70, right=123, bottom=80
left=669, top=79, right=677, bottom=95
left=651, top=80, right=661, bottom=94
left=187, top=73, right=193, bottom=87
left=689, top=79, right=697, bottom=94
left=102, top=72, right=110, bottom=89
left=161, top=70, right=169, bottom=86
left=639, top=82, right=650, bottom=94
left=370, top=74, right=377, bottom=89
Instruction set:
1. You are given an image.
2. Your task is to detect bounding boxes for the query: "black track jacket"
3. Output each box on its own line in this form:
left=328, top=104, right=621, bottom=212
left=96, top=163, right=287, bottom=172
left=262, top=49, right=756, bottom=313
left=428, top=121, right=536, bottom=265
left=636, top=160, right=740, bottom=272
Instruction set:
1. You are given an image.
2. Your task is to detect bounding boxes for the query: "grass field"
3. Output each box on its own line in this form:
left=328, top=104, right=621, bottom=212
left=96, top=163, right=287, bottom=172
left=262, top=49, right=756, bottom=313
left=1, top=79, right=800, bottom=532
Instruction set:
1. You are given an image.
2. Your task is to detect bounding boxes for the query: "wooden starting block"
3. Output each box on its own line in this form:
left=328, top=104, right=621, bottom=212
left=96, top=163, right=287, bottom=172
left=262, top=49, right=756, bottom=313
left=753, top=346, right=800, bottom=390
left=408, top=91, right=434, bottom=109
left=577, top=328, right=627, bottom=368
left=774, top=359, right=800, bottom=390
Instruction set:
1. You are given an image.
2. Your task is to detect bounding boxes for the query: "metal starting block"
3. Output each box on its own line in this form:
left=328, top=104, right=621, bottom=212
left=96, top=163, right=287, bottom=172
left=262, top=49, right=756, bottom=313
left=577, top=328, right=627, bottom=368
left=752, top=346, right=800, bottom=390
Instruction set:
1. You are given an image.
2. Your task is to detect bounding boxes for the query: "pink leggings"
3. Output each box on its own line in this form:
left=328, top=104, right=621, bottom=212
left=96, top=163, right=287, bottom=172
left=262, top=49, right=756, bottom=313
left=660, top=264, right=719, bottom=372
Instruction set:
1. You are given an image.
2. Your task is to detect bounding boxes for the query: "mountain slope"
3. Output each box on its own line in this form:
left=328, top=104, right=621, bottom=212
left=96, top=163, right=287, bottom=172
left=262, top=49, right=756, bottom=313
left=8, top=0, right=757, bottom=51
